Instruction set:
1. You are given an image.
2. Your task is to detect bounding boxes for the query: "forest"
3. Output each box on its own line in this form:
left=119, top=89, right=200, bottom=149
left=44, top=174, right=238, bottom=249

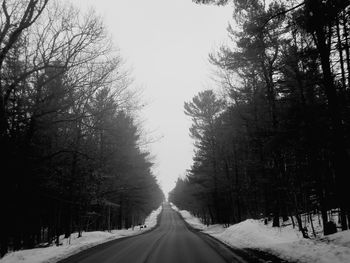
left=170, top=0, right=350, bottom=238
left=0, top=0, right=164, bottom=257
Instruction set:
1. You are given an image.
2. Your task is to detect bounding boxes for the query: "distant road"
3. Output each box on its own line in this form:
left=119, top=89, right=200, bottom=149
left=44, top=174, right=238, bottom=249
left=59, top=203, right=282, bottom=263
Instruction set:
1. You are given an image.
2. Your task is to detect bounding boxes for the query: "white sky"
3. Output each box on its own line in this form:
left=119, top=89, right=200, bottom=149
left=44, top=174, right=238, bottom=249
left=73, top=0, right=233, bottom=195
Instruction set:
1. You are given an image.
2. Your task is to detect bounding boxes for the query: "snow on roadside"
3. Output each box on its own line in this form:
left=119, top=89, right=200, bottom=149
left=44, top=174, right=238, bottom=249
left=0, top=206, right=163, bottom=263
left=171, top=203, right=350, bottom=263
left=144, top=205, right=162, bottom=228
left=175, top=209, right=207, bottom=230
left=213, top=220, right=350, bottom=263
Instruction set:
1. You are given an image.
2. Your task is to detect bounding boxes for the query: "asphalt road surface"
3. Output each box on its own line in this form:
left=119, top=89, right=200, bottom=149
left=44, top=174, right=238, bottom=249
left=60, top=203, right=285, bottom=263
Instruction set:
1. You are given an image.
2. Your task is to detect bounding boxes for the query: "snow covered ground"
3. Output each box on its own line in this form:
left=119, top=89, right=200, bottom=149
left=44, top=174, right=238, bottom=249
left=0, top=206, right=162, bottom=263
left=171, top=204, right=350, bottom=263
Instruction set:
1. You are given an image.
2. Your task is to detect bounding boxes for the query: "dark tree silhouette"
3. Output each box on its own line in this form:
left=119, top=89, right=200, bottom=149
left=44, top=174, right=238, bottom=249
left=170, top=0, right=350, bottom=236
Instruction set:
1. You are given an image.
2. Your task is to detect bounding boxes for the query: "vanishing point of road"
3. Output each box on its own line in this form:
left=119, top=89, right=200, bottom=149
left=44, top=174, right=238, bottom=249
left=60, top=203, right=286, bottom=263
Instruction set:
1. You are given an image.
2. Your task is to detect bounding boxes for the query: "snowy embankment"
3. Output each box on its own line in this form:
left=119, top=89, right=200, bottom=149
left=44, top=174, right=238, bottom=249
left=0, top=206, right=162, bottom=263
left=171, top=204, right=350, bottom=263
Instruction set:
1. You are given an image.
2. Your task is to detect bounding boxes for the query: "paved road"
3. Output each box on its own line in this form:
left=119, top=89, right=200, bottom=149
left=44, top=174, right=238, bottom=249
left=60, top=203, right=247, bottom=263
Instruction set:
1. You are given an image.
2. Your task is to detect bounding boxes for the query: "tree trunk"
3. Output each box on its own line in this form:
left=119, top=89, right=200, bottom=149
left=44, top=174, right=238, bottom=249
left=342, top=13, right=350, bottom=88
left=272, top=202, right=280, bottom=227
left=315, top=24, right=349, bottom=230
left=309, top=212, right=316, bottom=237
left=336, top=16, right=346, bottom=90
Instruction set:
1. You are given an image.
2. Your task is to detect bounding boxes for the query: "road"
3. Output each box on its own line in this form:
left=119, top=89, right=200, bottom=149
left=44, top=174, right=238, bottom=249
left=60, top=204, right=283, bottom=263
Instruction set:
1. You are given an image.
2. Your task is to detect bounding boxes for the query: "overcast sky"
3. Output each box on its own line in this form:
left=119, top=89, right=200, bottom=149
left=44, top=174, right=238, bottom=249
left=73, top=0, right=233, bottom=195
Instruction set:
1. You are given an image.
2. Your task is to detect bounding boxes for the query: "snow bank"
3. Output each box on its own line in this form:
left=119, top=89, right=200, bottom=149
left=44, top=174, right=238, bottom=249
left=177, top=210, right=207, bottom=230
left=144, top=205, right=162, bottom=228
left=172, top=204, right=350, bottom=263
left=171, top=204, right=225, bottom=235
left=0, top=231, right=133, bottom=263
left=213, top=220, right=350, bottom=263
left=213, top=219, right=301, bottom=247
left=0, top=206, right=163, bottom=263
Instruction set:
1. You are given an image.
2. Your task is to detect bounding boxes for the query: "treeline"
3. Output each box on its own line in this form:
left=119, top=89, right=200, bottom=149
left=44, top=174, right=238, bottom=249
left=0, top=0, right=163, bottom=256
left=170, top=0, right=350, bottom=236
